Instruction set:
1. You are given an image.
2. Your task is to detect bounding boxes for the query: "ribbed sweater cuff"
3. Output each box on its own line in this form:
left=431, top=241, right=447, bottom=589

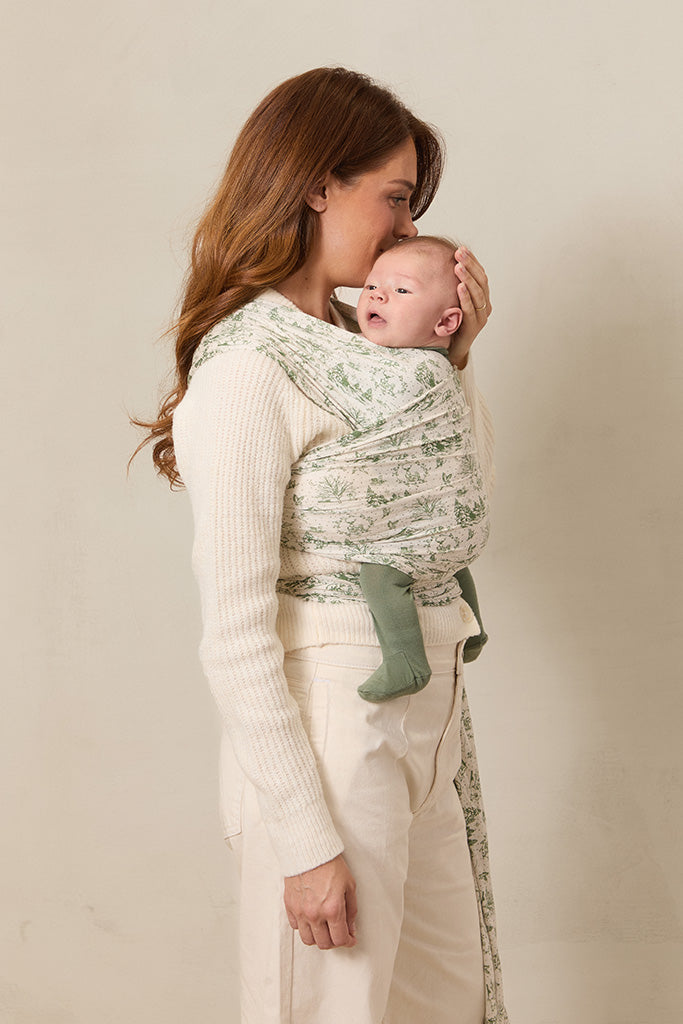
left=268, top=802, right=345, bottom=877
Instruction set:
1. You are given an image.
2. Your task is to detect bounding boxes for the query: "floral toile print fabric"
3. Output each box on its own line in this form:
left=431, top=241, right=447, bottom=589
left=191, top=290, right=489, bottom=604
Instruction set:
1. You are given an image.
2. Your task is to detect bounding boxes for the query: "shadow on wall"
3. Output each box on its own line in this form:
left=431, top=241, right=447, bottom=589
left=489, top=200, right=683, bottom=1015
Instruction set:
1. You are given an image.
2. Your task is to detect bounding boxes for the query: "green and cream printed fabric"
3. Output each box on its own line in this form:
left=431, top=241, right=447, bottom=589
left=190, top=291, right=507, bottom=1024
left=457, top=687, right=509, bottom=1024
left=191, top=290, right=490, bottom=608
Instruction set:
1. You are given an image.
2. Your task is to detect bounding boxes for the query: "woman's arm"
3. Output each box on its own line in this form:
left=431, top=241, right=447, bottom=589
left=173, top=350, right=345, bottom=877
left=457, top=355, right=496, bottom=498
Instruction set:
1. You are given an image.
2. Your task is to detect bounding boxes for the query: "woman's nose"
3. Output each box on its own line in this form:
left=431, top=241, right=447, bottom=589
left=395, top=208, right=418, bottom=240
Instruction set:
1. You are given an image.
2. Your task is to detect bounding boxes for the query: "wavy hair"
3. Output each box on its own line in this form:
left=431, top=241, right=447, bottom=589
left=131, top=67, right=444, bottom=487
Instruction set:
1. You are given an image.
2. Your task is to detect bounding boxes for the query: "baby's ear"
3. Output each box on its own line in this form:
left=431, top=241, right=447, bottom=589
left=435, top=307, right=463, bottom=337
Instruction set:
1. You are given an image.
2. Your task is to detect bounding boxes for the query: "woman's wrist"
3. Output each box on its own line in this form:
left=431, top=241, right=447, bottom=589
left=448, top=340, right=471, bottom=370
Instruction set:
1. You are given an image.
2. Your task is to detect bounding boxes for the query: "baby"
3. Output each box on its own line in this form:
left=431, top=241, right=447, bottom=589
left=354, top=236, right=488, bottom=703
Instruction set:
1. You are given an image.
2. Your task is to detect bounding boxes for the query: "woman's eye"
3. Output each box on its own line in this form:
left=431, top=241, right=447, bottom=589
left=391, top=195, right=407, bottom=206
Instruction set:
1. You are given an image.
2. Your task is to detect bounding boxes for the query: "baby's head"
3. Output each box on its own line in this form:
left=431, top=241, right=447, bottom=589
left=357, top=236, right=463, bottom=350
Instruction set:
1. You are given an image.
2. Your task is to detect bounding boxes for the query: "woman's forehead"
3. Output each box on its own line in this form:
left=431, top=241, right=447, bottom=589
left=370, top=138, right=418, bottom=184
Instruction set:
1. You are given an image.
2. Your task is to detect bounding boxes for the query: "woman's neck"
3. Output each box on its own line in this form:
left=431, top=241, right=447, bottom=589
left=276, top=264, right=335, bottom=323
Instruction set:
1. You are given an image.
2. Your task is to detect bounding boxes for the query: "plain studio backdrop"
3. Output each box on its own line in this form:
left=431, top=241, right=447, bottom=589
left=2, top=1, right=682, bottom=1022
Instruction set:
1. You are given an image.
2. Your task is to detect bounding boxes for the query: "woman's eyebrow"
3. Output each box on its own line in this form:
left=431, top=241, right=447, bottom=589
left=387, top=178, right=416, bottom=191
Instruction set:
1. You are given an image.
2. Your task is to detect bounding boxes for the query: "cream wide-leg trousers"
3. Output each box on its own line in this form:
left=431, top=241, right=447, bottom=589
left=221, top=642, right=486, bottom=1024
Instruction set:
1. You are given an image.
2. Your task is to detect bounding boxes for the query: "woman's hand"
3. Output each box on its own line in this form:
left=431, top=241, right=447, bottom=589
left=448, top=247, right=492, bottom=370
left=284, top=853, right=358, bottom=950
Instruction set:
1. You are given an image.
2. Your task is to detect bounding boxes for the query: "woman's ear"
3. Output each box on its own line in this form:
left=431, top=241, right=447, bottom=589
left=435, top=307, right=463, bottom=337
left=305, top=177, right=330, bottom=212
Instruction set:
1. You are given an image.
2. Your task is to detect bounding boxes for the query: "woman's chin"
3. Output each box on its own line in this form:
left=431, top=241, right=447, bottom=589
left=341, top=256, right=382, bottom=290
left=342, top=272, right=371, bottom=290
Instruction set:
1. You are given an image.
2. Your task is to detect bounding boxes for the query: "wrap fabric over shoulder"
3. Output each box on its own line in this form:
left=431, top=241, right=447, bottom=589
left=190, top=290, right=509, bottom=1024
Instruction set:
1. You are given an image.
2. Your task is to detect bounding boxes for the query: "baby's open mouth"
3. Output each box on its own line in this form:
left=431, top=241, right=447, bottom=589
left=368, top=312, right=385, bottom=323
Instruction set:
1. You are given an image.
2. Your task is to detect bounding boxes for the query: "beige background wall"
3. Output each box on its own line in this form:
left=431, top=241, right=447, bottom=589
left=2, top=1, right=682, bottom=1021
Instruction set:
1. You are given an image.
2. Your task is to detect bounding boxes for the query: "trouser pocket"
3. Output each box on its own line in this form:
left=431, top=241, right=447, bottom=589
left=219, top=727, right=246, bottom=846
left=284, top=654, right=331, bottom=758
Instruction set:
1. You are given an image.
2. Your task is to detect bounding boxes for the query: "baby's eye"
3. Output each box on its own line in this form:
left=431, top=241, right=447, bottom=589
left=396, top=288, right=410, bottom=294
left=365, top=284, right=377, bottom=291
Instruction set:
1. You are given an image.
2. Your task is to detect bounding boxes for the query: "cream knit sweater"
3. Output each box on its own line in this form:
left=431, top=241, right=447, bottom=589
left=172, top=303, right=495, bottom=876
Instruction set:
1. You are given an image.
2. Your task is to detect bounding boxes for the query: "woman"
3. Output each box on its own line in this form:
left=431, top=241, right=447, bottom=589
left=134, top=67, right=506, bottom=1024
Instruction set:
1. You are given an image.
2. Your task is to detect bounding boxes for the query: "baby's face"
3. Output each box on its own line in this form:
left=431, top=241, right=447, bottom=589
left=356, top=247, right=460, bottom=350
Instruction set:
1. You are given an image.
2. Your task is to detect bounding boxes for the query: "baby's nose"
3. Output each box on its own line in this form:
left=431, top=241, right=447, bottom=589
left=371, top=289, right=387, bottom=301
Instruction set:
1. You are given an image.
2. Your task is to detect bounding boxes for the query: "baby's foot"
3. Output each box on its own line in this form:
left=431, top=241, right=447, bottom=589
left=463, top=629, right=489, bottom=663
left=357, top=652, right=432, bottom=703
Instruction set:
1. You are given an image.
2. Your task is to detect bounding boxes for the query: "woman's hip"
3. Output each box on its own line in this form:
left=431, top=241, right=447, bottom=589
left=283, top=640, right=465, bottom=816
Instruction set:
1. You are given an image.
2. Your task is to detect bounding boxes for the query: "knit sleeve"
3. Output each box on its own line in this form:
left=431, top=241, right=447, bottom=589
left=172, top=349, right=345, bottom=876
left=457, top=357, right=496, bottom=496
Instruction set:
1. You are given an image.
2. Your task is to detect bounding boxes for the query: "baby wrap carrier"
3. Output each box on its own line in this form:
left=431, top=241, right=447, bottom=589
left=192, top=290, right=490, bottom=605
left=190, top=290, right=508, bottom=1023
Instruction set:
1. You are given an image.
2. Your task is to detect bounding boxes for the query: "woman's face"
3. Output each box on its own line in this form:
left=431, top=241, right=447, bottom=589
left=312, top=137, right=419, bottom=289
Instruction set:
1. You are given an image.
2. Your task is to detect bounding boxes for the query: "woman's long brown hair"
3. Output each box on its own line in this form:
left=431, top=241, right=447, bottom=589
left=130, top=67, right=444, bottom=487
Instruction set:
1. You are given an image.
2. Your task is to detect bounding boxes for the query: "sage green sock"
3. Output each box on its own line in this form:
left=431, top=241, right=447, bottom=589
left=357, top=564, right=432, bottom=703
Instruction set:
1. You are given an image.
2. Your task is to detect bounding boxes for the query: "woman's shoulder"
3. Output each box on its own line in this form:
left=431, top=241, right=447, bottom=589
left=189, top=289, right=369, bottom=393
left=189, top=296, right=275, bottom=380
left=174, top=343, right=329, bottom=476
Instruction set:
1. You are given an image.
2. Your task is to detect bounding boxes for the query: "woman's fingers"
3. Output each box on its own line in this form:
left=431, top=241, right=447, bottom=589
left=457, top=277, right=488, bottom=322
left=283, top=853, right=358, bottom=950
left=447, top=247, right=492, bottom=362
left=291, top=903, right=355, bottom=950
left=454, top=247, right=491, bottom=317
left=345, top=879, right=358, bottom=938
left=312, top=920, right=336, bottom=950
left=297, top=920, right=317, bottom=946
left=455, top=246, right=489, bottom=293
left=326, top=892, right=356, bottom=948
left=295, top=910, right=353, bottom=950
left=458, top=245, right=485, bottom=269
left=286, top=907, right=299, bottom=931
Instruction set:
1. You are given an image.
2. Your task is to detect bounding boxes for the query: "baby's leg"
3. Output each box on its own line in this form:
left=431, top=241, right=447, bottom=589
left=455, top=567, right=489, bottom=663
left=357, top=563, right=432, bottom=703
